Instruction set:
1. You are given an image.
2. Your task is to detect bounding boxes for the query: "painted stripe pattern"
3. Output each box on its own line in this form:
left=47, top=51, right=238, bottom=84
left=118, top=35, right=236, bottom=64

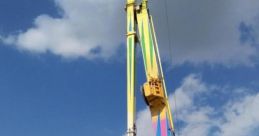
left=152, top=108, right=173, bottom=136
left=136, top=8, right=174, bottom=136
left=139, top=19, right=159, bottom=78
left=126, top=1, right=175, bottom=136
left=126, top=5, right=136, bottom=133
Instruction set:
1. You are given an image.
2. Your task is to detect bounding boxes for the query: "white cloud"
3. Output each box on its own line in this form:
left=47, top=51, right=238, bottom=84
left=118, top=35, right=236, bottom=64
left=1, top=0, right=259, bottom=65
left=150, top=0, right=259, bottom=66
left=136, top=109, right=155, bottom=136
left=135, top=74, right=259, bottom=136
left=220, top=94, right=259, bottom=136
left=1, top=0, right=124, bottom=59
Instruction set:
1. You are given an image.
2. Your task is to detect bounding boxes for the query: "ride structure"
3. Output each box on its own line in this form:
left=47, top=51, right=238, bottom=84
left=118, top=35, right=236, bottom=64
left=125, top=0, right=175, bottom=136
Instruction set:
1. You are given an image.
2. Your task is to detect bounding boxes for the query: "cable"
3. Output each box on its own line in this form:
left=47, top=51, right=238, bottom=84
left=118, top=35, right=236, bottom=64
left=161, top=0, right=180, bottom=136
left=162, top=0, right=173, bottom=64
left=173, top=92, right=179, bottom=136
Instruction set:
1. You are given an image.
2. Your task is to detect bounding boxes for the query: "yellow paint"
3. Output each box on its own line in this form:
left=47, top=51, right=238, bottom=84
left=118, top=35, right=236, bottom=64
left=126, top=0, right=175, bottom=135
left=150, top=16, right=175, bottom=131
left=126, top=0, right=136, bottom=136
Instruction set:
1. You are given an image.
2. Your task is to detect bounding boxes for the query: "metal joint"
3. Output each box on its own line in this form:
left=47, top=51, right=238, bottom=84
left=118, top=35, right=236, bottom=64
left=125, top=2, right=135, bottom=11
left=126, top=32, right=136, bottom=37
left=127, top=125, right=136, bottom=136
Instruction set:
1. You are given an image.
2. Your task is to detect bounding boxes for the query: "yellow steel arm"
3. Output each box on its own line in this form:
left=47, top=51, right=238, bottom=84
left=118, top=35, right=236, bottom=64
left=126, top=0, right=175, bottom=135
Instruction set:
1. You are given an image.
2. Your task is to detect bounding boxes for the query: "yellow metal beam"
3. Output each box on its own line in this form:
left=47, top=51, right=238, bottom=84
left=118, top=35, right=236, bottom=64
left=125, top=0, right=175, bottom=135
left=126, top=0, right=137, bottom=136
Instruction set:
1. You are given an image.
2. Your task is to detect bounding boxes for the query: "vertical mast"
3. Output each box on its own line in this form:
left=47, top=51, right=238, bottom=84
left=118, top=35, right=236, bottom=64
left=126, top=0, right=137, bottom=136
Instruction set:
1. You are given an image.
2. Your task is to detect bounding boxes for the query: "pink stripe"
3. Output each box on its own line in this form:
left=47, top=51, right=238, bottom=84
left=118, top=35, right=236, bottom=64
left=152, top=121, right=157, bottom=132
left=161, top=119, right=167, bottom=136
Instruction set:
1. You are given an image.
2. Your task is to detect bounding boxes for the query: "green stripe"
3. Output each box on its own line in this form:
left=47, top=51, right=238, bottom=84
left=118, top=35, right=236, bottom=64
left=129, top=13, right=132, bottom=31
left=128, top=14, right=132, bottom=98
left=129, top=38, right=132, bottom=97
left=141, top=22, right=147, bottom=71
left=148, top=23, right=154, bottom=69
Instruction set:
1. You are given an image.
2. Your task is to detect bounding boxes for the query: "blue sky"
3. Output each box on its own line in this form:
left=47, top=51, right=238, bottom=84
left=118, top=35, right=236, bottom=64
left=0, top=0, right=259, bottom=136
